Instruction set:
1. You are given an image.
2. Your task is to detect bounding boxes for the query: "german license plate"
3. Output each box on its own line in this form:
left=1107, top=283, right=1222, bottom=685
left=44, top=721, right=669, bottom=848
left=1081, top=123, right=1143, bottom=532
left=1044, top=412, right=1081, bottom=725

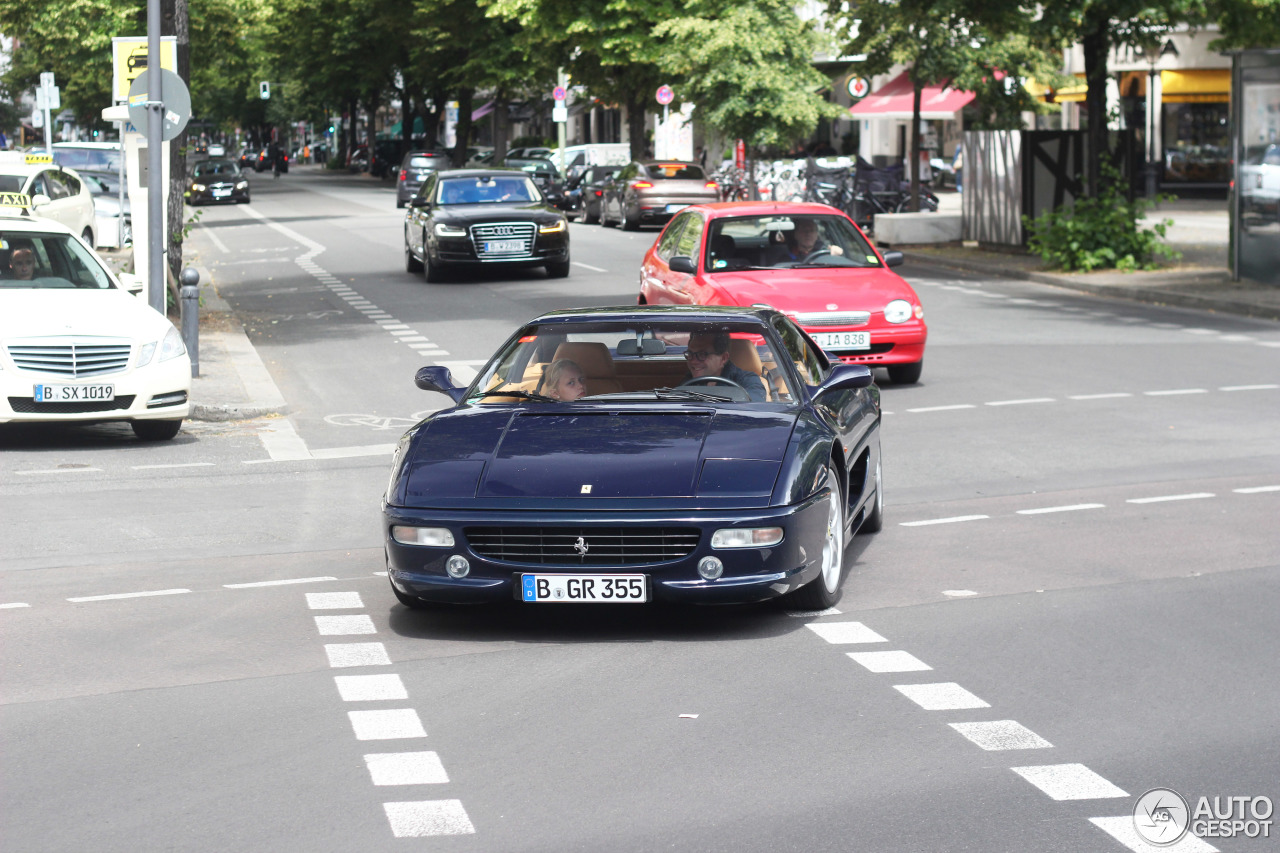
left=212, top=188, right=231, bottom=197
left=665, top=204, right=688, bottom=213
left=484, top=240, right=523, bottom=253
left=520, top=574, right=648, bottom=603
left=34, top=384, right=115, bottom=402
left=812, top=331, right=871, bottom=351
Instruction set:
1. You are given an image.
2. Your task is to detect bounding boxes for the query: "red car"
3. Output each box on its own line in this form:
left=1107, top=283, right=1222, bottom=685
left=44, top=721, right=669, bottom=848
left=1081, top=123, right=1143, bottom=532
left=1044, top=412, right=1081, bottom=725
left=637, top=201, right=927, bottom=384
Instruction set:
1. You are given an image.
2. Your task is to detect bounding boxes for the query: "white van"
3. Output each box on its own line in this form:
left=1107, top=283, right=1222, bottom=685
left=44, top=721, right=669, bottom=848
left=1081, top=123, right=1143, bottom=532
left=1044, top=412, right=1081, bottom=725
left=551, top=143, right=632, bottom=173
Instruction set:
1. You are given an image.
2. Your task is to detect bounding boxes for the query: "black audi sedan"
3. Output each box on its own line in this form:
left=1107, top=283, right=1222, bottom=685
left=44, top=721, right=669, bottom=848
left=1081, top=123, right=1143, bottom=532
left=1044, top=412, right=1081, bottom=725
left=186, top=158, right=249, bottom=205
left=403, top=169, right=570, bottom=282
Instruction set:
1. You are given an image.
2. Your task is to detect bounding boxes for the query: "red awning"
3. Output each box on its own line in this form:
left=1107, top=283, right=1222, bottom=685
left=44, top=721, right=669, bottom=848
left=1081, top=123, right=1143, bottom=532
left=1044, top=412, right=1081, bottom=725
left=471, top=100, right=495, bottom=121
left=847, top=72, right=976, bottom=120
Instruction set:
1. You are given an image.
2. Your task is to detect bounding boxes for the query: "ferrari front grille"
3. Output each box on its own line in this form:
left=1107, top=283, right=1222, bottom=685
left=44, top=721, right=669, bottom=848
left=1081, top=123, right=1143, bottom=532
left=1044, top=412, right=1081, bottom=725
left=465, top=526, right=700, bottom=566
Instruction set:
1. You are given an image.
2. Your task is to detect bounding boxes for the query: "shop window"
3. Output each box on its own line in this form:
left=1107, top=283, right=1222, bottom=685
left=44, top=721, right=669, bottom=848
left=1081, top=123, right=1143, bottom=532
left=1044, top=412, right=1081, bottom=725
left=1162, top=102, right=1230, bottom=184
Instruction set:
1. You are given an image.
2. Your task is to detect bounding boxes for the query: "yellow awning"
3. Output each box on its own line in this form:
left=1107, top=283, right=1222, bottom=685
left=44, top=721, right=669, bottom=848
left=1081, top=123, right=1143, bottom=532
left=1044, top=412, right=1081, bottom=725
left=1161, top=69, right=1230, bottom=103
left=1027, top=74, right=1087, bottom=103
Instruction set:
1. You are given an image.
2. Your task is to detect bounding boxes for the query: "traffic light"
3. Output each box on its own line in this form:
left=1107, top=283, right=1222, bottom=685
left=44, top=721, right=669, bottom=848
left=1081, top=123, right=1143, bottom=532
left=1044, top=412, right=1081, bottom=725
left=260, top=81, right=270, bottom=100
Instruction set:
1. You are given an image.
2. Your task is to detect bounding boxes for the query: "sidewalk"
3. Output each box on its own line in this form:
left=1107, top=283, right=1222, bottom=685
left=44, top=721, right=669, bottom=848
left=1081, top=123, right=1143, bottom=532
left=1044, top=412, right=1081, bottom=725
left=894, top=194, right=1280, bottom=322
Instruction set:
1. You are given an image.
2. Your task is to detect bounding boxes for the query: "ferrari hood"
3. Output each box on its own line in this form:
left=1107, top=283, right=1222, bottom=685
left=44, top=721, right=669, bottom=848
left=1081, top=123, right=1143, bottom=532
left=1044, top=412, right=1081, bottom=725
left=396, top=406, right=797, bottom=507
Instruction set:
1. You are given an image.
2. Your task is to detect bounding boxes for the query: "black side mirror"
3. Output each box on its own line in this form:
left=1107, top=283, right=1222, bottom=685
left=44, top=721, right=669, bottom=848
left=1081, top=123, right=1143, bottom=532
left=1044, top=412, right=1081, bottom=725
left=881, top=250, right=904, bottom=268
left=669, top=256, right=696, bottom=274
left=410, top=196, right=430, bottom=208
left=814, top=363, right=874, bottom=396
left=415, top=365, right=465, bottom=403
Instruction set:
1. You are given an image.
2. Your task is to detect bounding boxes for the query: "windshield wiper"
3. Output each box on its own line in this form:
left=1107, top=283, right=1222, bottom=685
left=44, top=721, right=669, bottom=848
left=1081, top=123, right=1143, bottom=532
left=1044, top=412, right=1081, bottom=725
left=477, top=389, right=558, bottom=402
left=651, top=387, right=731, bottom=401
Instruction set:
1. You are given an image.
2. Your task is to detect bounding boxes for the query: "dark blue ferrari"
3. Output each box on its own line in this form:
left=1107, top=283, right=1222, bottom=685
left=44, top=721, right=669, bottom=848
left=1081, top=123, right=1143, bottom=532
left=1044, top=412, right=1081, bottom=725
left=383, top=305, right=883, bottom=611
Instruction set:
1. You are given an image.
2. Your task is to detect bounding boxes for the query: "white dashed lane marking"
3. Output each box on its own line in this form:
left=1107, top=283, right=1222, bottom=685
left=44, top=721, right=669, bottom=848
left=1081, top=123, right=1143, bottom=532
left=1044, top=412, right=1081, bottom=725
left=383, top=800, right=476, bottom=837
left=224, top=576, right=337, bottom=588
left=16, top=467, right=103, bottom=475
left=335, top=674, right=409, bottom=702
left=315, top=614, right=377, bottom=635
left=307, top=591, right=365, bottom=609
left=1089, top=816, right=1220, bottom=852
left=847, top=650, right=933, bottom=672
left=1, top=602, right=31, bottom=609
left=1126, top=493, right=1215, bottom=504
left=365, top=752, right=450, bottom=786
left=949, top=720, right=1053, bottom=751
left=1069, top=392, right=1133, bottom=400
left=985, top=397, right=1055, bottom=406
left=906, top=404, right=976, bottom=413
left=348, top=709, right=427, bottom=740
left=804, top=621, right=887, bottom=644
left=1235, top=485, right=1280, bottom=493
left=325, top=643, right=392, bottom=668
left=900, top=515, right=989, bottom=527
left=893, top=682, right=991, bottom=710
left=1016, top=503, right=1106, bottom=515
left=67, top=589, right=190, bottom=602
left=1145, top=388, right=1208, bottom=396
left=1011, top=764, right=1129, bottom=800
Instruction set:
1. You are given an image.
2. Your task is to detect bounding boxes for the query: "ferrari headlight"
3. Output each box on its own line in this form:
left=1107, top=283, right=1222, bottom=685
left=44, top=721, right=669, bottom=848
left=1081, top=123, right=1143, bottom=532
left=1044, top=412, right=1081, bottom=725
left=191, top=183, right=206, bottom=192
left=538, top=220, right=566, bottom=234
left=711, top=527, right=784, bottom=549
left=391, top=526, right=455, bottom=547
left=435, top=223, right=467, bottom=237
left=884, top=299, right=913, bottom=324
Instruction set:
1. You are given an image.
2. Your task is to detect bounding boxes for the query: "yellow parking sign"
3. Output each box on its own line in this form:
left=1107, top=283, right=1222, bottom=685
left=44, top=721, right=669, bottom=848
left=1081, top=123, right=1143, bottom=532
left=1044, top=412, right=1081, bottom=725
left=112, top=36, right=177, bottom=103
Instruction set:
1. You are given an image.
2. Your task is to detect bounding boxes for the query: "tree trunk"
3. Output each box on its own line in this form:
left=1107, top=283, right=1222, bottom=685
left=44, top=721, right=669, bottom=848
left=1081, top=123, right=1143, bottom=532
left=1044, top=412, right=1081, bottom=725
left=163, top=0, right=190, bottom=287
left=625, top=91, right=647, bottom=161
left=345, top=96, right=357, bottom=165
left=909, top=79, right=922, bottom=213
left=1082, top=20, right=1110, bottom=197
left=452, top=89, right=474, bottom=167
left=401, top=90, right=412, bottom=156
left=493, top=94, right=510, bottom=163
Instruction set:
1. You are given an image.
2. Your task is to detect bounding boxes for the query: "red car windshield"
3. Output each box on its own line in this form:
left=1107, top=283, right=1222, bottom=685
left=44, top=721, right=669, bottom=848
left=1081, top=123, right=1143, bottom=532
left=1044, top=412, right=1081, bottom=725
left=705, top=214, right=882, bottom=271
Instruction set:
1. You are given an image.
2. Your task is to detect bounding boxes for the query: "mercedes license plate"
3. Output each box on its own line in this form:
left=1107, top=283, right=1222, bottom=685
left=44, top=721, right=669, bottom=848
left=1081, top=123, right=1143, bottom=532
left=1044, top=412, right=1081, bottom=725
left=484, top=239, right=524, bottom=253
left=812, top=331, right=871, bottom=351
left=34, top=384, right=115, bottom=402
left=520, top=574, right=648, bottom=603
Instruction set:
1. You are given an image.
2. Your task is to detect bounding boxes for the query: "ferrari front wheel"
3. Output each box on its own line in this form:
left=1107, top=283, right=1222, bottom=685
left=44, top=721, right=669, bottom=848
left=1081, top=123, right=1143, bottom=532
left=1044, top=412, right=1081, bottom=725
left=786, top=463, right=846, bottom=610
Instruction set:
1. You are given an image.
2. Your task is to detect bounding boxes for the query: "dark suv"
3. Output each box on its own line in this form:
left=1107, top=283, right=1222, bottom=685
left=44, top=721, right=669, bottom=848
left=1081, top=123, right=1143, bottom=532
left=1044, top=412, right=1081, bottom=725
left=395, top=151, right=451, bottom=208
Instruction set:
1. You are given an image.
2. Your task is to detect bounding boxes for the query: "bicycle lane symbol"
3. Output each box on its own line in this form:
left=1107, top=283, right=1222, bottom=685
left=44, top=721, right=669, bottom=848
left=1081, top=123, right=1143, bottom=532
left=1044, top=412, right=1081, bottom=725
left=323, top=411, right=438, bottom=431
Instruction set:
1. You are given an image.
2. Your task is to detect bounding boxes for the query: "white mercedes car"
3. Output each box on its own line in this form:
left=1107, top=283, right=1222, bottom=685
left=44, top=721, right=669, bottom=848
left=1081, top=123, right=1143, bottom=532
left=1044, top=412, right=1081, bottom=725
left=0, top=152, right=98, bottom=248
left=0, top=198, right=191, bottom=440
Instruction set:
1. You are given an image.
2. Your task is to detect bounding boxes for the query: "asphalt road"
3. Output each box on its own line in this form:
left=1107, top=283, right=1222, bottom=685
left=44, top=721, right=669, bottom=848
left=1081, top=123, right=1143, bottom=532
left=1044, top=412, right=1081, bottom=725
left=2, top=167, right=1277, bottom=852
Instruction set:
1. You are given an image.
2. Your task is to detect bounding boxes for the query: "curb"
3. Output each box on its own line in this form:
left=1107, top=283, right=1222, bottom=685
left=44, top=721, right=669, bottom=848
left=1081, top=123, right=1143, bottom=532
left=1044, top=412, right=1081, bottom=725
left=899, top=251, right=1280, bottom=322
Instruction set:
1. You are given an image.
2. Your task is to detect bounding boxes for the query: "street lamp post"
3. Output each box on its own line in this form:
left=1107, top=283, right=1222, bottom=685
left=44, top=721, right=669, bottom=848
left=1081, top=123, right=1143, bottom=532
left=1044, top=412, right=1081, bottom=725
left=1139, top=38, right=1180, bottom=199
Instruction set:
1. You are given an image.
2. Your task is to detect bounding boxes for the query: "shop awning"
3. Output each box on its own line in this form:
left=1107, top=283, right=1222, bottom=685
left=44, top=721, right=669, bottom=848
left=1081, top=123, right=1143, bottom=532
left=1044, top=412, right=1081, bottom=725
left=1161, top=69, right=1230, bottom=103
left=388, top=115, right=427, bottom=136
left=1027, top=74, right=1088, bottom=103
left=847, top=72, right=976, bottom=120
left=471, top=100, right=495, bottom=121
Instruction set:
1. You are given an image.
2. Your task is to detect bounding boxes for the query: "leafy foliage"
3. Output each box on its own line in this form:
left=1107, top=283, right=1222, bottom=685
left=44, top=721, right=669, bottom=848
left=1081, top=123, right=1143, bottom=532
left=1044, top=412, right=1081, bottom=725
left=653, top=0, right=845, bottom=150
left=1023, top=164, right=1181, bottom=272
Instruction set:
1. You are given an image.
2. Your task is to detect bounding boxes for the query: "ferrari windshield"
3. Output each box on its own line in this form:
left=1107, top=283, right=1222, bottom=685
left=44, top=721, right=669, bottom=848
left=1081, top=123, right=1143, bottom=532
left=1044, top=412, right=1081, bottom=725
left=0, top=230, right=115, bottom=290
left=438, top=175, right=540, bottom=205
left=706, top=214, right=882, bottom=270
left=467, top=320, right=800, bottom=405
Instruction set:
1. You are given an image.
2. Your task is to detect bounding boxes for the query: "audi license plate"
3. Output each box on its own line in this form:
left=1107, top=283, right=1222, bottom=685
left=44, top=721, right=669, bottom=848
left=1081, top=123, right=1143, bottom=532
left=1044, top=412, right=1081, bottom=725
left=520, top=574, right=648, bottom=603
left=484, top=240, right=524, bottom=253
left=212, top=188, right=231, bottom=197
left=812, top=331, right=871, bottom=351
left=34, top=384, right=115, bottom=402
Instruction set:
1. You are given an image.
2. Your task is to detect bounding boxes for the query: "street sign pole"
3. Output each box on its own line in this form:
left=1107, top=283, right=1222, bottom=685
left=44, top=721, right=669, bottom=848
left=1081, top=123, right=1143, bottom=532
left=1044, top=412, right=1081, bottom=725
left=147, top=0, right=165, bottom=314
left=556, top=68, right=568, bottom=175
left=39, top=72, right=55, bottom=149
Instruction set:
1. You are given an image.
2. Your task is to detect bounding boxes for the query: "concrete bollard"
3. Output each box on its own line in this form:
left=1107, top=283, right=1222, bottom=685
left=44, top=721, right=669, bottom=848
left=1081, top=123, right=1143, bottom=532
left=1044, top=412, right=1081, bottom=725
left=180, top=266, right=200, bottom=377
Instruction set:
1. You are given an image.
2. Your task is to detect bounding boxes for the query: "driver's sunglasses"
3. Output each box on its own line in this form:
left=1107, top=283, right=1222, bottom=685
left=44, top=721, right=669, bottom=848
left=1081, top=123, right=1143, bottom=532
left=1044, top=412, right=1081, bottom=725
left=683, top=350, right=717, bottom=361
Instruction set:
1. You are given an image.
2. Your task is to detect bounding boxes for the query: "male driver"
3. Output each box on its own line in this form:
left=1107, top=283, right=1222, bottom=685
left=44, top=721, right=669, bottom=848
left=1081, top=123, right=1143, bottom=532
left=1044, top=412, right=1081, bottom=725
left=769, top=217, right=843, bottom=265
left=7, top=247, right=35, bottom=280
left=683, top=331, right=766, bottom=402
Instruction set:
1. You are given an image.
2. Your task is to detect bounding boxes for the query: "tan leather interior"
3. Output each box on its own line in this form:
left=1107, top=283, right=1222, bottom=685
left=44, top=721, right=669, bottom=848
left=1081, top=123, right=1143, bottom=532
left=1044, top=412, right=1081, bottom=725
left=728, top=339, right=771, bottom=400
left=551, top=342, right=624, bottom=395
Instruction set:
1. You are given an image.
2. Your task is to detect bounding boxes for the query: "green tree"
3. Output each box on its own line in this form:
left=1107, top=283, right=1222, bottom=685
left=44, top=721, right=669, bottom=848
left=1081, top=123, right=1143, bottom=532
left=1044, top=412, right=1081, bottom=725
left=654, top=0, right=846, bottom=165
left=487, top=0, right=694, bottom=160
left=1209, top=0, right=1280, bottom=48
